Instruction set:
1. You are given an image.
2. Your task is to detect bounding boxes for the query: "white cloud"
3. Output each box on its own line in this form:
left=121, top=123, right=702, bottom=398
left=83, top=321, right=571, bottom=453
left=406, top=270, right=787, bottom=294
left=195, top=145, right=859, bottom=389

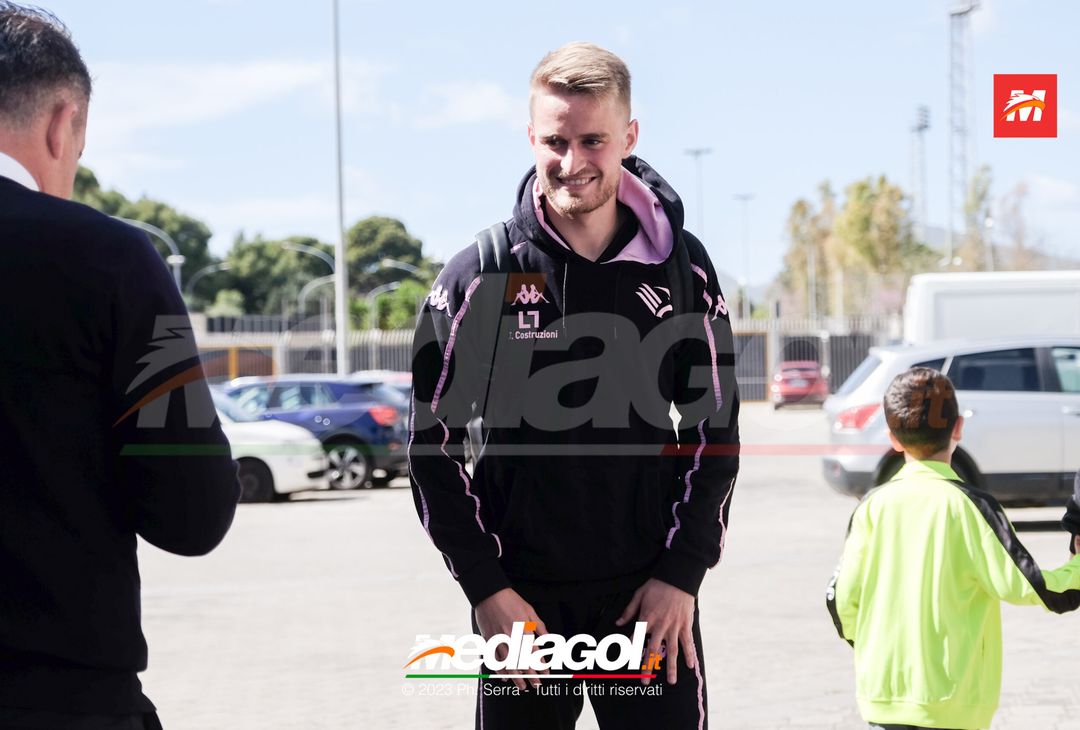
left=188, top=165, right=399, bottom=256
left=312, top=59, right=398, bottom=119
left=1027, top=174, right=1080, bottom=208
left=92, top=61, right=320, bottom=137
left=414, top=81, right=524, bottom=130
left=81, top=150, right=188, bottom=179
left=88, top=58, right=391, bottom=150
left=192, top=194, right=337, bottom=255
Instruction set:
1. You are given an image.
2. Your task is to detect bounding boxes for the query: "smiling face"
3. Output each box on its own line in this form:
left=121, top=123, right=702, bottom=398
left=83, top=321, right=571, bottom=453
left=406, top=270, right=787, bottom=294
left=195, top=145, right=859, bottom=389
left=528, top=86, right=638, bottom=220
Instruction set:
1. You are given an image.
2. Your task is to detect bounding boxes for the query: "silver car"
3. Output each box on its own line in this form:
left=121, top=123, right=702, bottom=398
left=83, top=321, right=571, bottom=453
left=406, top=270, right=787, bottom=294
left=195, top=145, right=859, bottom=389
left=823, top=336, right=1080, bottom=505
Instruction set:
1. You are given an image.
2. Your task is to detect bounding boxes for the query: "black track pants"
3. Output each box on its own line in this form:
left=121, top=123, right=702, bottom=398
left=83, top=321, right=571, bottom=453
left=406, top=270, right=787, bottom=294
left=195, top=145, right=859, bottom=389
left=472, top=585, right=708, bottom=730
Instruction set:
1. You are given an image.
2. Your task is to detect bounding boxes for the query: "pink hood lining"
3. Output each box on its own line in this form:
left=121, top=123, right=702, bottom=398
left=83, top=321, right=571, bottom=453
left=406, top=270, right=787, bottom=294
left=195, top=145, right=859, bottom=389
left=531, top=167, right=675, bottom=265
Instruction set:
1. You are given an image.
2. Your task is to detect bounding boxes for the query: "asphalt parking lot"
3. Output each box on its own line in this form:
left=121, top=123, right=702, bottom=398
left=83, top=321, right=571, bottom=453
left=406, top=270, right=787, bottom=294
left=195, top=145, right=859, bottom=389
left=137, top=403, right=1079, bottom=729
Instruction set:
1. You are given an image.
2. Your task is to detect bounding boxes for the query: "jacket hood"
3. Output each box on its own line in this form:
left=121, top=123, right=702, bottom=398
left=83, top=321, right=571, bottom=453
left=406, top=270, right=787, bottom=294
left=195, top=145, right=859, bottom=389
left=513, top=155, right=686, bottom=265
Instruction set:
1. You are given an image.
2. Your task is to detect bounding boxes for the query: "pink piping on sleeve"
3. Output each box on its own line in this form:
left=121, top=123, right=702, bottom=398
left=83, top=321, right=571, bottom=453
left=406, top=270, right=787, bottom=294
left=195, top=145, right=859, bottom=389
left=412, top=273, right=503, bottom=576
left=690, top=264, right=722, bottom=410
left=717, top=477, right=735, bottom=559
left=431, top=275, right=483, bottom=413
left=436, top=414, right=498, bottom=555
left=408, top=406, right=459, bottom=577
left=666, top=263, right=726, bottom=549
left=666, top=419, right=708, bottom=549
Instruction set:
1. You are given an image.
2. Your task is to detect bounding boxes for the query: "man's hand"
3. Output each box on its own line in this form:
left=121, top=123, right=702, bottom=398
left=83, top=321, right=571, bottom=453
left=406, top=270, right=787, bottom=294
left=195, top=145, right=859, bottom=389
left=474, top=588, right=548, bottom=691
left=615, top=578, right=696, bottom=686
left=1073, top=534, right=1079, bottom=556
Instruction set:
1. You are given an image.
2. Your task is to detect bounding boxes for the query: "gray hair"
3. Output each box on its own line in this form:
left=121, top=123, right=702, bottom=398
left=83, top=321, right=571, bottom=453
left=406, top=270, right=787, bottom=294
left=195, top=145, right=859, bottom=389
left=0, top=2, right=91, bottom=126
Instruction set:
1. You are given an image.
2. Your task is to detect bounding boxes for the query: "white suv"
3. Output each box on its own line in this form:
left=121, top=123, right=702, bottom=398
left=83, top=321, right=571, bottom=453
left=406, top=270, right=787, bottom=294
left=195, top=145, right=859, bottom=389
left=822, top=336, right=1080, bottom=505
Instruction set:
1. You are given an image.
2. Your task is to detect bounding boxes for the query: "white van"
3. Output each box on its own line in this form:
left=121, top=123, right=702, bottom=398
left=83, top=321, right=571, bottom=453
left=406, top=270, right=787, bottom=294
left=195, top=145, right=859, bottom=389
left=822, top=336, right=1080, bottom=505
left=903, top=271, right=1080, bottom=345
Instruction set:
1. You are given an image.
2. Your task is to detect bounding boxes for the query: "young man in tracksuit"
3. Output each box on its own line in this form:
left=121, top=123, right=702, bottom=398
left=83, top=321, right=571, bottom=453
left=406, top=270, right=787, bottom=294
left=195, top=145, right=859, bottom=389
left=827, top=368, right=1080, bottom=730
left=409, top=43, right=739, bottom=729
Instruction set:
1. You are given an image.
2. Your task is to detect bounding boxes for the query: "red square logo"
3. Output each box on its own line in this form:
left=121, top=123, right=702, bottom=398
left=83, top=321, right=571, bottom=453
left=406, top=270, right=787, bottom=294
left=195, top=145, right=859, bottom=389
left=993, top=74, right=1057, bottom=138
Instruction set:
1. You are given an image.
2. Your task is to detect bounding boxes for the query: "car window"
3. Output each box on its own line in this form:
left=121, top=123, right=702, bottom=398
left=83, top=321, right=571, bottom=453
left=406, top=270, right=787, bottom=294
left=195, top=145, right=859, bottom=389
left=212, top=391, right=259, bottom=423
left=314, top=384, right=335, bottom=405
left=233, top=385, right=270, bottom=414
left=949, top=348, right=1041, bottom=392
left=835, top=355, right=880, bottom=397
left=342, top=382, right=408, bottom=406
left=271, top=384, right=325, bottom=410
left=1051, top=347, right=1080, bottom=393
left=912, top=358, right=946, bottom=372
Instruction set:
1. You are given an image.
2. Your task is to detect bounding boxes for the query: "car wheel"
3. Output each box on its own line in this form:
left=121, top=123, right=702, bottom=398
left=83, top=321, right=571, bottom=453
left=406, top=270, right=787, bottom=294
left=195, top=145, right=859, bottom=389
left=326, top=442, right=372, bottom=490
left=237, top=460, right=275, bottom=503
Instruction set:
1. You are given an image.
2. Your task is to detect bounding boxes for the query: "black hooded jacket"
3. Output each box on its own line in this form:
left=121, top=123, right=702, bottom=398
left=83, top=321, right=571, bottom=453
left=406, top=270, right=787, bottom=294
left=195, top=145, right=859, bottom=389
left=409, top=156, right=740, bottom=606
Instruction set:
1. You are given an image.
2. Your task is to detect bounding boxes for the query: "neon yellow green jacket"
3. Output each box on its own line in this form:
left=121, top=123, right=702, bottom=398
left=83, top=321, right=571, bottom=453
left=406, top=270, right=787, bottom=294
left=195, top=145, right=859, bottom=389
left=827, top=460, right=1080, bottom=730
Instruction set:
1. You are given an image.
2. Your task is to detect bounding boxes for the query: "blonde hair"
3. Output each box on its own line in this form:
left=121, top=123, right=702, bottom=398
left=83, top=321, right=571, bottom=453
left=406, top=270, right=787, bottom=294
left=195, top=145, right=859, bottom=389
left=529, top=42, right=631, bottom=117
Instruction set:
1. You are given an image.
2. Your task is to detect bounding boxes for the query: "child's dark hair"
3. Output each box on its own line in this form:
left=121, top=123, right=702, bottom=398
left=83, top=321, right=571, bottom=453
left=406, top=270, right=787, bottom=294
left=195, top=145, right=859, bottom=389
left=883, top=367, right=959, bottom=459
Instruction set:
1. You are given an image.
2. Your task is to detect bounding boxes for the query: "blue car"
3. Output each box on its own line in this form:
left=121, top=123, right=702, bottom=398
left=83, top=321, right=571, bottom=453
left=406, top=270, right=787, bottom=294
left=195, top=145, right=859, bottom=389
left=223, top=374, right=409, bottom=489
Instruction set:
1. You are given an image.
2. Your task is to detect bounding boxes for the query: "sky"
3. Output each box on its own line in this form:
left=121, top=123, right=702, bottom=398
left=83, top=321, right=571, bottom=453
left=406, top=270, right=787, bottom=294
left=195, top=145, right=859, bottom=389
left=41, top=0, right=1080, bottom=288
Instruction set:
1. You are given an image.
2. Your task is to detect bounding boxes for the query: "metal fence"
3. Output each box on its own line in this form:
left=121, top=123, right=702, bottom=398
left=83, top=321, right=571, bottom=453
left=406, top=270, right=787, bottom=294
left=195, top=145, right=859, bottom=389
left=197, top=315, right=901, bottom=400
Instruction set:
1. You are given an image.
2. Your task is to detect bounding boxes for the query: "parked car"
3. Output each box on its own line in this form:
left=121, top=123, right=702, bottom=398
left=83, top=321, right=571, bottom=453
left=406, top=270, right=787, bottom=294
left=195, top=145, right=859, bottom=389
left=213, top=391, right=328, bottom=503
left=770, top=360, right=829, bottom=409
left=822, top=336, right=1080, bottom=506
left=353, top=369, right=411, bottom=401
left=223, top=374, right=409, bottom=489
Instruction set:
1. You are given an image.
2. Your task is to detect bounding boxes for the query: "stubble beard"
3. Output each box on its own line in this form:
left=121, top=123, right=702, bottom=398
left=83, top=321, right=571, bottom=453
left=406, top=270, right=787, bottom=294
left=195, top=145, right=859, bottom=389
left=541, top=171, right=619, bottom=219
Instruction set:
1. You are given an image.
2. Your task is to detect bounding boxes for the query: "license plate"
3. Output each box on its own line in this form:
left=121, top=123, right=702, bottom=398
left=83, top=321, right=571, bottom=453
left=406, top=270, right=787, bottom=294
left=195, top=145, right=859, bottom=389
left=789, top=379, right=808, bottom=387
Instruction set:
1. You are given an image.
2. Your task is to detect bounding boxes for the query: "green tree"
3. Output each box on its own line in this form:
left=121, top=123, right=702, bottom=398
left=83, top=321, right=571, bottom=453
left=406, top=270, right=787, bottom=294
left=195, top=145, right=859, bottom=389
left=74, top=166, right=216, bottom=298
left=224, top=235, right=334, bottom=317
left=779, top=182, right=833, bottom=317
left=205, top=289, right=246, bottom=317
left=957, top=165, right=993, bottom=271
left=345, top=216, right=426, bottom=291
left=832, top=175, right=935, bottom=315
left=380, top=280, right=428, bottom=330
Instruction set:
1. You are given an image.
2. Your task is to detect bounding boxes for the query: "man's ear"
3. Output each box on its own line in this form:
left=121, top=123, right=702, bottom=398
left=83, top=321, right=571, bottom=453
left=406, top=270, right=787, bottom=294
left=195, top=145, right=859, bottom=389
left=952, top=415, right=964, bottom=443
left=623, top=118, right=639, bottom=158
left=527, top=120, right=535, bottom=148
left=887, top=430, right=904, bottom=454
left=45, top=100, right=79, bottom=162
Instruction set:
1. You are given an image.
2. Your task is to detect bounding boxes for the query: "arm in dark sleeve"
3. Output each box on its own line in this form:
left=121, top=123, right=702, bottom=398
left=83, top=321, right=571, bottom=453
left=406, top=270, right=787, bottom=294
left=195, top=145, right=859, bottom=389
left=110, top=230, right=239, bottom=556
left=1063, top=469, right=1080, bottom=554
left=409, top=258, right=510, bottom=606
left=827, top=503, right=868, bottom=646
left=652, top=237, right=740, bottom=596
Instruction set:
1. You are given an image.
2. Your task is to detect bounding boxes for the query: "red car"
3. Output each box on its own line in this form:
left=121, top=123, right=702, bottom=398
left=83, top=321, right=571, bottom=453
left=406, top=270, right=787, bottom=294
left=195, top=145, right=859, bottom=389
left=770, top=360, right=829, bottom=409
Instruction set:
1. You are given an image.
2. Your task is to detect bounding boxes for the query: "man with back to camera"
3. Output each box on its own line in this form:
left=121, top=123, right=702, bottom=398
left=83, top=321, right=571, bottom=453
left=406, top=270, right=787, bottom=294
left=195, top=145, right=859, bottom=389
left=409, top=42, right=740, bottom=729
left=0, top=4, right=240, bottom=728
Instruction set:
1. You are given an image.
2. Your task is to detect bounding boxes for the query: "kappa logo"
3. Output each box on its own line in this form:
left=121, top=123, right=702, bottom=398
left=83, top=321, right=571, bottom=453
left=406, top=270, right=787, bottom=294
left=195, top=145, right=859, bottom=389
left=426, top=285, right=449, bottom=312
left=636, top=283, right=673, bottom=319
left=993, top=74, right=1057, bottom=138
left=513, top=284, right=549, bottom=306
